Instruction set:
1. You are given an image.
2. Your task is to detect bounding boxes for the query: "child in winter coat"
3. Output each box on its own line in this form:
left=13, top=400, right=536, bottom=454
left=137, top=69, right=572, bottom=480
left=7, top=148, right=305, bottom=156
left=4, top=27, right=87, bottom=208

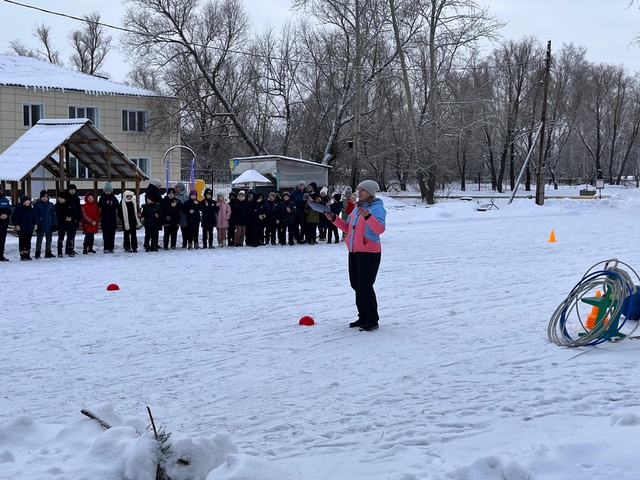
left=277, top=192, right=296, bottom=246
left=328, top=193, right=343, bottom=243
left=200, top=188, right=219, bottom=248
left=141, top=196, right=163, bottom=251
left=118, top=191, right=141, bottom=253
left=97, top=182, right=120, bottom=253
left=11, top=195, right=36, bottom=260
left=55, top=191, right=77, bottom=257
left=264, top=192, right=279, bottom=245
left=81, top=192, right=101, bottom=254
left=161, top=188, right=182, bottom=249
left=215, top=193, right=231, bottom=247
left=183, top=190, right=201, bottom=249
left=249, top=193, right=267, bottom=247
left=33, top=190, right=57, bottom=258
left=232, top=191, right=249, bottom=246
left=0, top=187, right=12, bottom=262
left=303, top=193, right=320, bottom=245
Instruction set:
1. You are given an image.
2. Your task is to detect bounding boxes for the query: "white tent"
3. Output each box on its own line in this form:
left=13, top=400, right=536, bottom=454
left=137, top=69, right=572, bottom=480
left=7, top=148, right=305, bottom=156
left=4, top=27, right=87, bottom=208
left=231, top=169, right=272, bottom=185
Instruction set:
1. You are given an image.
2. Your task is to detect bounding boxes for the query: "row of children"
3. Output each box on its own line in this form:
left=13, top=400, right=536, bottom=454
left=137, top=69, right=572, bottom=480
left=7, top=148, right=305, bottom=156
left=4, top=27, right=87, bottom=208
left=0, top=180, right=358, bottom=261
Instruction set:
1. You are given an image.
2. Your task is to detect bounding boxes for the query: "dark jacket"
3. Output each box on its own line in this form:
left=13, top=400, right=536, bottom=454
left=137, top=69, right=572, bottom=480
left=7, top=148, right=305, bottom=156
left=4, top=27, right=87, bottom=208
left=264, top=199, right=279, bottom=226
left=141, top=202, right=163, bottom=230
left=200, top=198, right=219, bottom=228
left=0, top=194, right=12, bottom=226
left=232, top=199, right=249, bottom=226
left=183, top=199, right=201, bottom=224
left=161, top=195, right=182, bottom=226
left=67, top=191, right=82, bottom=226
left=250, top=199, right=267, bottom=226
left=98, top=193, right=120, bottom=229
left=11, top=202, right=36, bottom=233
left=277, top=199, right=297, bottom=225
left=33, top=199, right=57, bottom=233
left=145, top=184, right=163, bottom=204
left=55, top=196, right=77, bottom=230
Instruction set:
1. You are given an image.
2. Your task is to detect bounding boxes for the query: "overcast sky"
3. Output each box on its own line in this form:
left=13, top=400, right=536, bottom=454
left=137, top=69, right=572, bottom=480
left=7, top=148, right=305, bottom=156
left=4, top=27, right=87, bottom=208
left=2, top=0, right=640, bottom=83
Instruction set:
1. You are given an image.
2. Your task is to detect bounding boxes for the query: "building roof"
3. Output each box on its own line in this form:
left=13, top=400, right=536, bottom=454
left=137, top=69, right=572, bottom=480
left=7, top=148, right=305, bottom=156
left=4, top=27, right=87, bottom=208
left=0, top=54, right=160, bottom=97
left=0, top=118, right=148, bottom=182
left=232, top=155, right=332, bottom=169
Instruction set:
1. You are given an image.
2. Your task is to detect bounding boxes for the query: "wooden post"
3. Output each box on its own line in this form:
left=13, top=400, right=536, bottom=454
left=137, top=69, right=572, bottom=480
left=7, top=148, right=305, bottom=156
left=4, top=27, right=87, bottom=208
left=535, top=41, right=552, bottom=206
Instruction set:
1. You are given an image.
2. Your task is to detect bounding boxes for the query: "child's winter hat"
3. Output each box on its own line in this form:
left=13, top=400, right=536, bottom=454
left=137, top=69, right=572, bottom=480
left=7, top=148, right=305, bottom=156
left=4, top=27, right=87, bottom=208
left=189, top=189, right=198, bottom=197
left=19, top=194, right=30, bottom=204
left=204, top=188, right=213, bottom=196
left=68, top=184, right=78, bottom=191
left=40, top=190, right=49, bottom=198
left=268, top=192, right=276, bottom=199
left=175, top=181, right=186, bottom=190
left=167, top=187, right=176, bottom=195
left=103, top=182, right=113, bottom=192
left=150, top=179, right=162, bottom=188
left=333, top=193, right=342, bottom=202
left=297, top=180, right=307, bottom=187
left=303, top=193, right=310, bottom=200
left=344, top=186, right=352, bottom=195
left=238, top=190, right=246, bottom=196
left=357, top=180, right=379, bottom=197
left=282, top=191, right=291, bottom=198
left=320, top=186, right=328, bottom=195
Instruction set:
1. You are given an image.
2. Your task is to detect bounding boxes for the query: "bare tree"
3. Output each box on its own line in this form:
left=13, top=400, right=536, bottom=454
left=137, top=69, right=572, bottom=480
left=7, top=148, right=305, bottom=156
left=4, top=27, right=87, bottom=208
left=122, top=0, right=264, bottom=157
left=69, top=12, right=112, bottom=77
left=9, top=23, right=62, bottom=65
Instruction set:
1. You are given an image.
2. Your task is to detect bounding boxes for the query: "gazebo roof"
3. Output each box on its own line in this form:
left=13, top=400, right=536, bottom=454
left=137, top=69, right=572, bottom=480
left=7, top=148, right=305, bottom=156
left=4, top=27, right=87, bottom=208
left=0, top=118, right=148, bottom=182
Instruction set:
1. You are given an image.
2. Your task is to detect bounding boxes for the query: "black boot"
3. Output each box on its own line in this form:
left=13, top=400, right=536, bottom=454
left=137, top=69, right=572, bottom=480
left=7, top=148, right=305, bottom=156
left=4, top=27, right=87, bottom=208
left=35, top=251, right=41, bottom=259
left=83, top=245, right=88, bottom=254
left=45, top=251, right=55, bottom=258
left=57, top=244, right=63, bottom=258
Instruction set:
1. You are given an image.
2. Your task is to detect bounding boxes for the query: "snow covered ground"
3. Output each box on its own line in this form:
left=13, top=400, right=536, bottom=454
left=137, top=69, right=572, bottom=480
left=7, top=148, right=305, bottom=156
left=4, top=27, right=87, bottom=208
left=2, top=186, right=640, bottom=479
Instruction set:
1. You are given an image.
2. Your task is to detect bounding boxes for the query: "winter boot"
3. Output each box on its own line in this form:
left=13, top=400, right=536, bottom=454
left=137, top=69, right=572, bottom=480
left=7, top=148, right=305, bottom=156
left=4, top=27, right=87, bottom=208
left=45, top=251, right=55, bottom=258
left=20, top=251, right=32, bottom=261
left=35, top=251, right=41, bottom=259
left=57, top=244, right=63, bottom=258
left=88, top=245, right=97, bottom=253
left=83, top=245, right=88, bottom=255
left=187, top=241, right=192, bottom=250
left=194, top=242, right=199, bottom=250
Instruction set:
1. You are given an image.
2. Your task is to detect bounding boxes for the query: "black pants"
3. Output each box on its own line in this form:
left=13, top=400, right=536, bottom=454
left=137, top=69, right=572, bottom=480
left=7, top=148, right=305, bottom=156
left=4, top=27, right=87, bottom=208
left=123, top=229, right=138, bottom=251
left=305, top=223, right=318, bottom=244
left=328, top=224, right=339, bottom=242
left=0, top=222, right=7, bottom=256
left=84, top=232, right=95, bottom=248
left=348, top=252, right=382, bottom=326
left=66, top=225, right=77, bottom=252
left=18, top=231, right=33, bottom=254
left=58, top=224, right=76, bottom=254
left=186, top=222, right=199, bottom=245
left=144, top=227, right=160, bottom=250
left=202, top=225, right=215, bottom=247
left=180, top=225, right=189, bottom=247
left=102, top=226, right=116, bottom=251
left=278, top=224, right=295, bottom=245
left=227, top=221, right=235, bottom=245
left=265, top=223, right=277, bottom=244
left=163, top=224, right=178, bottom=248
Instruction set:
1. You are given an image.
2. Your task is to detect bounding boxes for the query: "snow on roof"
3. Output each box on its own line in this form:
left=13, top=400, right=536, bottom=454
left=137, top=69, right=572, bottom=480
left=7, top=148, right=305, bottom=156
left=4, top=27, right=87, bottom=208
left=0, top=54, right=161, bottom=97
left=0, top=119, right=147, bottom=182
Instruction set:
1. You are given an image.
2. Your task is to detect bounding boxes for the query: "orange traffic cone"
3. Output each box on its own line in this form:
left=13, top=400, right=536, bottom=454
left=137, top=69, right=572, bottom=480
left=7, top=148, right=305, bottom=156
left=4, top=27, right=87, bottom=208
left=585, top=291, right=602, bottom=330
left=547, top=230, right=557, bottom=242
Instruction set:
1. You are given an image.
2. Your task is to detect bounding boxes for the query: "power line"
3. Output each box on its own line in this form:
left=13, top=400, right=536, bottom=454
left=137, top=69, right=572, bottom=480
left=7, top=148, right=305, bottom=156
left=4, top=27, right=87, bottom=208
left=3, top=0, right=548, bottom=74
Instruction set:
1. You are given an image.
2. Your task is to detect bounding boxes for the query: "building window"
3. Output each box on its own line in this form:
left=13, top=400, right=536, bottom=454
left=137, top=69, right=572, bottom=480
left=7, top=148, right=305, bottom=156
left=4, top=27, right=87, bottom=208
left=69, top=105, right=99, bottom=128
left=69, top=157, right=92, bottom=179
left=23, top=103, right=44, bottom=128
left=122, top=109, right=149, bottom=132
left=130, top=157, right=150, bottom=176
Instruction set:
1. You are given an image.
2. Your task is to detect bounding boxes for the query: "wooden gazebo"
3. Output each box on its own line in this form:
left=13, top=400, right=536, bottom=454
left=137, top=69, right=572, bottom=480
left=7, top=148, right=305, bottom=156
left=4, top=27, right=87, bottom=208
left=0, top=118, right=148, bottom=203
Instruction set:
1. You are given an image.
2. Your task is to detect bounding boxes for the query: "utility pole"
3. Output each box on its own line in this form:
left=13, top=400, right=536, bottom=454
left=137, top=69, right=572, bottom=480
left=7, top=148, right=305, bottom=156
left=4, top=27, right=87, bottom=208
left=535, top=41, right=551, bottom=206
